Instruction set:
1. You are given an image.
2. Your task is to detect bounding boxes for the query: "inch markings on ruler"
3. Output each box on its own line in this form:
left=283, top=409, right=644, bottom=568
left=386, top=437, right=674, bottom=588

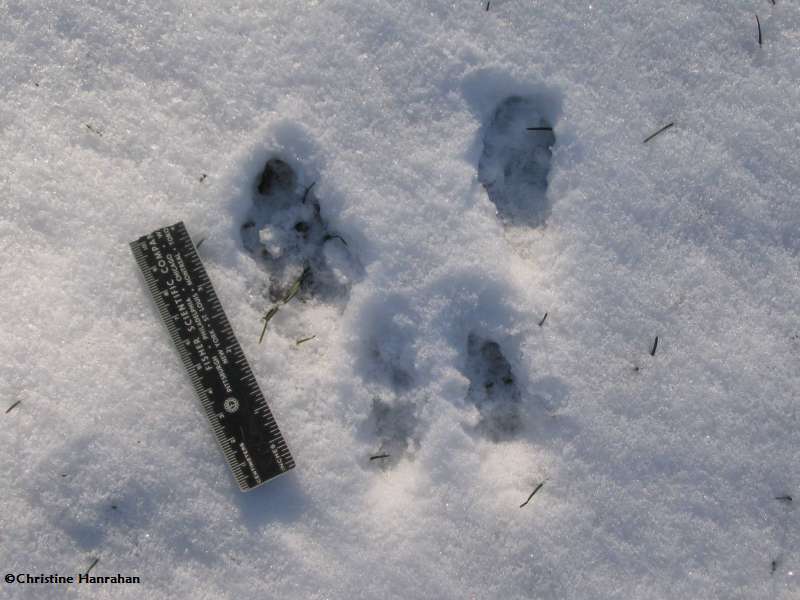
left=130, top=221, right=295, bottom=491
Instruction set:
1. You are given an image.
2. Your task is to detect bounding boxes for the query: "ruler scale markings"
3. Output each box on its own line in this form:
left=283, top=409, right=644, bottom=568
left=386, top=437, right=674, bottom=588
left=130, top=222, right=294, bottom=491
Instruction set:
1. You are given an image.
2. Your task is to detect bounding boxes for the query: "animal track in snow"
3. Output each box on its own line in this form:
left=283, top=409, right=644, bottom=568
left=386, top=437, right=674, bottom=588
left=240, top=157, right=360, bottom=304
left=28, top=435, right=159, bottom=551
left=366, top=397, right=421, bottom=467
left=464, top=333, right=523, bottom=441
left=354, top=303, right=423, bottom=467
left=478, top=96, right=556, bottom=228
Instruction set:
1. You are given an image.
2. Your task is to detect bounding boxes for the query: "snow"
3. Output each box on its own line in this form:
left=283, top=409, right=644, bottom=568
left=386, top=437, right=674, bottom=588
left=2, top=1, right=799, bottom=598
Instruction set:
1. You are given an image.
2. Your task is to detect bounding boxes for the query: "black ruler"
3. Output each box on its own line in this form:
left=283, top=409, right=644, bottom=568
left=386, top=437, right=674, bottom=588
left=130, top=221, right=294, bottom=491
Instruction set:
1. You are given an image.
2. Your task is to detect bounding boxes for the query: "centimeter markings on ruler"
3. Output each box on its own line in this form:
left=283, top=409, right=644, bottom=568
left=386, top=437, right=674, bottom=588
left=130, top=221, right=295, bottom=491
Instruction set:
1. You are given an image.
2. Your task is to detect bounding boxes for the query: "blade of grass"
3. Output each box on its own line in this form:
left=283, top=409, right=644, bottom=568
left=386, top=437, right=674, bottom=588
left=282, top=267, right=310, bottom=304
left=260, top=268, right=311, bottom=343
left=259, top=306, right=280, bottom=344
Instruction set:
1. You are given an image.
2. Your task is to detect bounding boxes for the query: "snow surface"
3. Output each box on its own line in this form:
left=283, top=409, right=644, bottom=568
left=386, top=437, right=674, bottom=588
left=2, top=1, right=800, bottom=598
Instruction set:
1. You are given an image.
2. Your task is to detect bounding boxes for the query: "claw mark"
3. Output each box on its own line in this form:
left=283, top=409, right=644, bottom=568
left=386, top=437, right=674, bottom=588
left=369, top=453, right=391, bottom=461
left=323, top=233, right=348, bottom=246
left=296, top=335, right=316, bottom=345
left=5, top=400, right=21, bottom=414
left=775, top=495, right=793, bottom=503
left=302, top=181, right=316, bottom=204
left=538, top=312, right=548, bottom=327
left=519, top=481, right=545, bottom=508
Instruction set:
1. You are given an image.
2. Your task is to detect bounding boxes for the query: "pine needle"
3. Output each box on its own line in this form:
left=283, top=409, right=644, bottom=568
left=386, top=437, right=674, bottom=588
left=520, top=482, right=545, bottom=508
left=756, top=14, right=762, bottom=46
left=643, top=123, right=674, bottom=144
left=85, top=557, right=99, bottom=575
